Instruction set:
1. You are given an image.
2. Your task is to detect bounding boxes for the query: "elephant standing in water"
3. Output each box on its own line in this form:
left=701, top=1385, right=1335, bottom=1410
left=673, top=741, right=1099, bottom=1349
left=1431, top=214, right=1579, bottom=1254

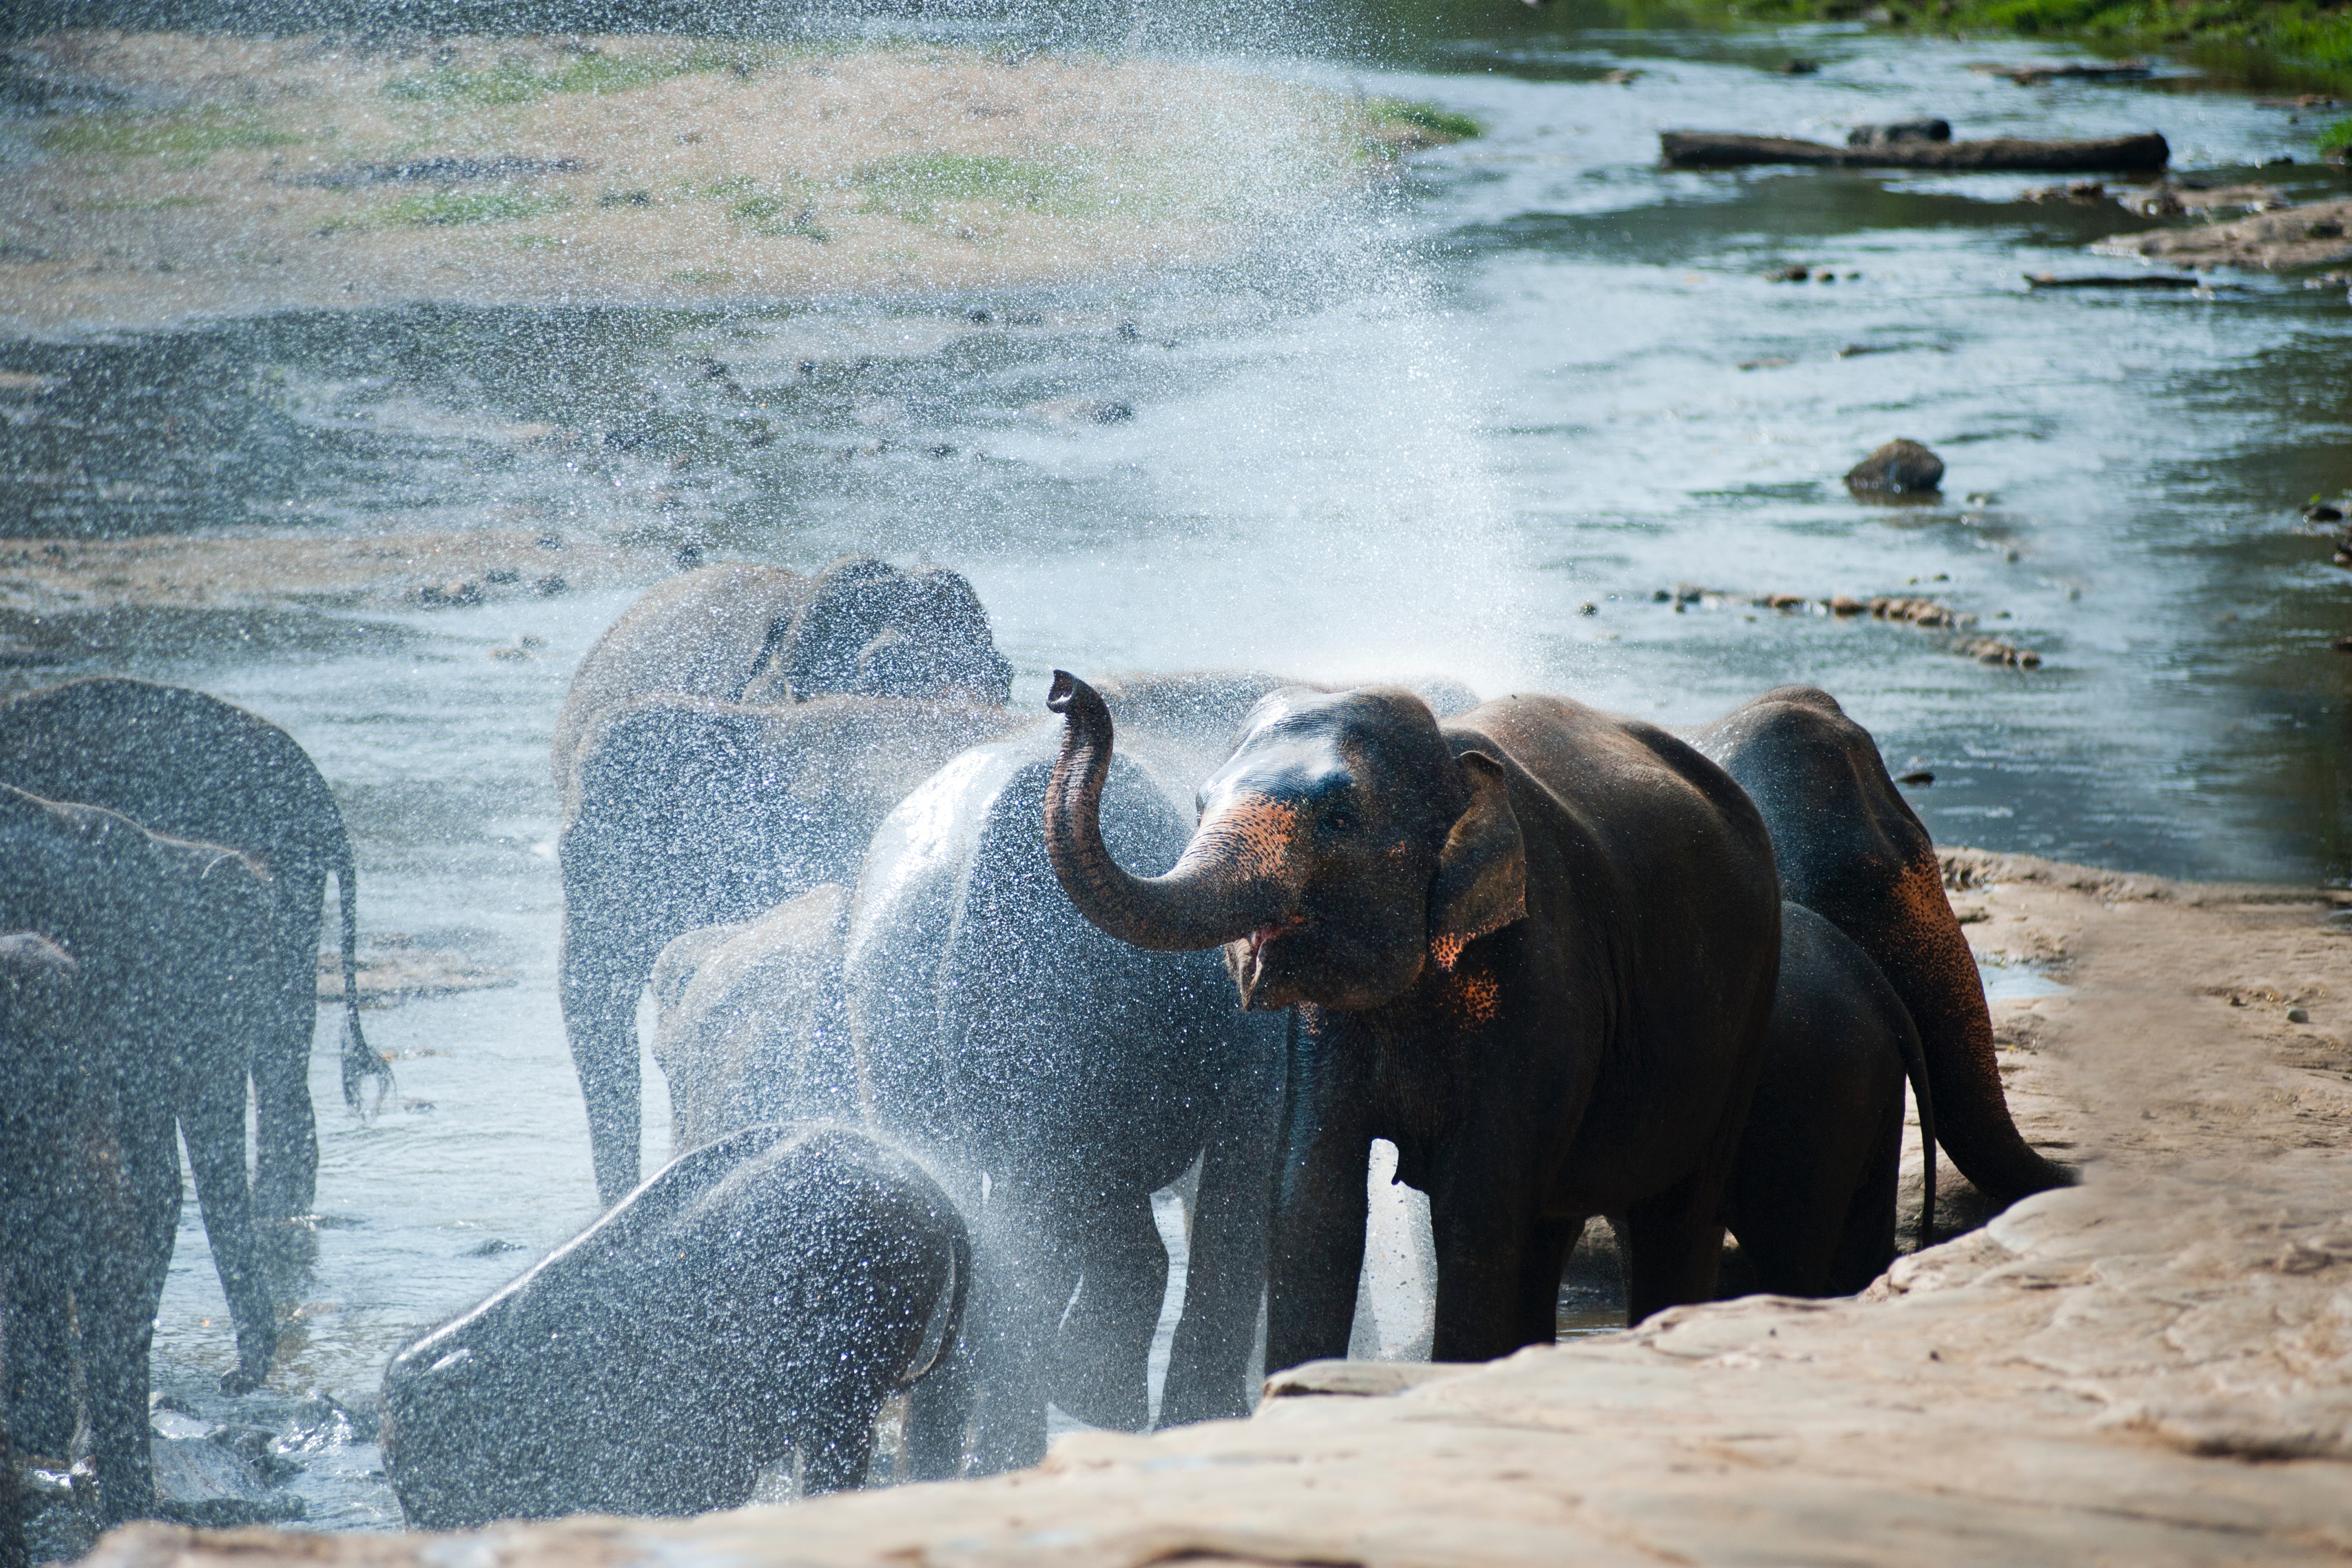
left=845, top=725, right=1288, bottom=1476
left=0, top=676, right=384, bottom=1223
left=1, top=790, right=291, bottom=1525
left=1688, top=685, right=2072, bottom=1209
left=381, top=1123, right=968, bottom=1524
left=555, top=556, right=1026, bottom=1203
left=1043, top=675, right=1783, bottom=1370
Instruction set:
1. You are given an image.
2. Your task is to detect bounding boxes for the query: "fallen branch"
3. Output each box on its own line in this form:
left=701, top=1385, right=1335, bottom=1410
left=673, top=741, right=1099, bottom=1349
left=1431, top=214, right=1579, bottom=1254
left=1969, top=60, right=2152, bottom=85
left=1660, top=130, right=2169, bottom=172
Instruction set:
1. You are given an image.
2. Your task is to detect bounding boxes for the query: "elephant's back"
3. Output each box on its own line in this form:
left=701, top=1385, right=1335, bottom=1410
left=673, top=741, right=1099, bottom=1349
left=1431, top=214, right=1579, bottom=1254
left=0, top=676, right=344, bottom=875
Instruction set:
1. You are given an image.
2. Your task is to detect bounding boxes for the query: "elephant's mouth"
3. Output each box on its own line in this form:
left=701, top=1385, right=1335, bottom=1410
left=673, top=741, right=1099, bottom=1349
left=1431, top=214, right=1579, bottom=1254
left=1230, top=917, right=1309, bottom=1009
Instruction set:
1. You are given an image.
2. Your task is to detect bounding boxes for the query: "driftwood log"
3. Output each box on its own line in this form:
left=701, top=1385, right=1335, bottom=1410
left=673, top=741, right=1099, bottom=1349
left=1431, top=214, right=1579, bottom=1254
left=1660, top=130, right=2169, bottom=172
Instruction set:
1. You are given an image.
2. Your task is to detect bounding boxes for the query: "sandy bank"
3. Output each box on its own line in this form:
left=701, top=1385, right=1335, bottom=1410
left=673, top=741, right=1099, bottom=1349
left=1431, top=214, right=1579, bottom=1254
left=81, top=849, right=2352, bottom=1565
left=0, top=32, right=1443, bottom=337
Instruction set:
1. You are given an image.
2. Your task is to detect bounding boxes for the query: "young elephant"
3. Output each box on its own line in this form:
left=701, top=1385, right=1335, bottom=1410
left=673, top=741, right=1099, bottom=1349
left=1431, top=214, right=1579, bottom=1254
left=1, top=790, right=288, bottom=1525
left=380, top=1123, right=968, bottom=1526
left=648, top=885, right=855, bottom=1154
left=1727, top=904, right=1936, bottom=1298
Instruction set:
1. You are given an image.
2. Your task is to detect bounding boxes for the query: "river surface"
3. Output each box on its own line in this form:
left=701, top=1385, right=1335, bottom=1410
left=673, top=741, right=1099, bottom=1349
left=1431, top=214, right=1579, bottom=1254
left=4, top=4, right=2349, bottom=1536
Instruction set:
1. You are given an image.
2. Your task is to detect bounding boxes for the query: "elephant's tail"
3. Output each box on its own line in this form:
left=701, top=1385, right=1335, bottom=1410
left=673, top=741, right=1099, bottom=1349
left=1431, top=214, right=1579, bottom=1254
left=336, top=838, right=394, bottom=1113
left=1890, top=984, right=1937, bottom=1251
left=1878, top=853, right=2070, bottom=1207
left=902, top=1220, right=972, bottom=1390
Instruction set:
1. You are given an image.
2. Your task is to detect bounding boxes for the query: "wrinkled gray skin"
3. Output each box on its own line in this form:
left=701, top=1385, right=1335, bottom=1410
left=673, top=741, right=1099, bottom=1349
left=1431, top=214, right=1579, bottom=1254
left=844, top=726, right=1290, bottom=1478
left=649, top=885, right=855, bottom=1154
left=1, top=791, right=290, bottom=1525
left=381, top=1123, right=968, bottom=1525
left=0, top=676, right=384, bottom=1224
left=554, top=556, right=1023, bottom=1204
left=1727, top=903, right=1936, bottom=1298
left=1687, top=686, right=2071, bottom=1207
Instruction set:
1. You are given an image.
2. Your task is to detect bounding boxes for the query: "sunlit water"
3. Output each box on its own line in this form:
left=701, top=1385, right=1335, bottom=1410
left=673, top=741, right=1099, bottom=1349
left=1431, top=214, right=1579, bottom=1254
left=4, top=9, right=2348, bottom=1534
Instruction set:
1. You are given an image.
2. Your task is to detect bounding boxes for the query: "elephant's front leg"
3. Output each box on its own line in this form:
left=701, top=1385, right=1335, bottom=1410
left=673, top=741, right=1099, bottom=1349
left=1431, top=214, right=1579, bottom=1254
left=79, top=1118, right=161, bottom=1526
left=178, top=1065, right=278, bottom=1394
left=559, top=906, right=661, bottom=1205
left=1160, top=1081, right=1281, bottom=1427
left=1265, top=1015, right=1374, bottom=1377
left=795, top=1380, right=885, bottom=1496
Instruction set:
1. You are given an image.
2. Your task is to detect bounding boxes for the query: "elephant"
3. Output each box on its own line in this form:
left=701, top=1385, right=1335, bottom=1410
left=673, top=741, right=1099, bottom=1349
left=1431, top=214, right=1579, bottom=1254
left=0, top=675, right=385, bottom=1224
left=380, top=1122, right=969, bottom=1525
left=1686, top=685, right=2072, bottom=1207
left=1041, top=674, right=1783, bottom=1370
left=844, top=724, right=1290, bottom=1477
left=648, top=885, right=857, bottom=1156
left=555, top=556, right=1024, bottom=1204
left=1, top=790, right=292, bottom=1525
left=1726, top=902, right=1936, bottom=1298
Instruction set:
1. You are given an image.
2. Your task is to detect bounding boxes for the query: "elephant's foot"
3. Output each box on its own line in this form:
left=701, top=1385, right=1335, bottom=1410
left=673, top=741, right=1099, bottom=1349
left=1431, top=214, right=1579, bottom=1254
left=219, top=1331, right=277, bottom=1395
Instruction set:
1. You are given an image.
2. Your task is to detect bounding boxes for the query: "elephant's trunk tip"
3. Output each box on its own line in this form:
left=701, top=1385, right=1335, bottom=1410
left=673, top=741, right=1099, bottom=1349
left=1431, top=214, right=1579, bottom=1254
left=1045, top=669, right=1098, bottom=718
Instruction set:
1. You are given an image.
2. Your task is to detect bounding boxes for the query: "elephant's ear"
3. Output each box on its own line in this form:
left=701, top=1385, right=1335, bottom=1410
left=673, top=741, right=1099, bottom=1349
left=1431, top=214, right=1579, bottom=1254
left=1428, top=750, right=1526, bottom=969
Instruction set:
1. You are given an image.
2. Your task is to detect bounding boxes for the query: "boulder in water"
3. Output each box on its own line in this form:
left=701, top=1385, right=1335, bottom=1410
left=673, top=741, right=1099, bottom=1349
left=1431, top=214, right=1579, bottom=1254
left=1847, top=118, right=1951, bottom=147
left=1845, top=439, right=1946, bottom=494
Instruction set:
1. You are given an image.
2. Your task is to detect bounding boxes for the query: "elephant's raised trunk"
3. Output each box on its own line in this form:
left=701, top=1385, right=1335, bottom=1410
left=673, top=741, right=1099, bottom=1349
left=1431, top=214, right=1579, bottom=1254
left=1044, top=671, right=1297, bottom=953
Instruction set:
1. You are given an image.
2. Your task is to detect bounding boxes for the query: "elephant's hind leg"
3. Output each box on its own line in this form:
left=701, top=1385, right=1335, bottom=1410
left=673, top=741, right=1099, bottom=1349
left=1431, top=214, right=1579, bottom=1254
left=1050, top=1189, right=1165, bottom=1433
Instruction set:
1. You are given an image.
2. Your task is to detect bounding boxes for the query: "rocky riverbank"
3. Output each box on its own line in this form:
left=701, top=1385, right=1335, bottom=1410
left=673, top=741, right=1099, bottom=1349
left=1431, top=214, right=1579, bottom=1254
left=80, top=849, right=2352, bottom=1566
left=0, top=32, right=1451, bottom=336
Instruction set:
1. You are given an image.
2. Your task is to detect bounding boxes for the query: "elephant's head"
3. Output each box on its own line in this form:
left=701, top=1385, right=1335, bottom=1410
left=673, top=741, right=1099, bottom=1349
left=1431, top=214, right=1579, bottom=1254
left=749, top=556, right=1014, bottom=706
left=1042, top=673, right=1526, bottom=1012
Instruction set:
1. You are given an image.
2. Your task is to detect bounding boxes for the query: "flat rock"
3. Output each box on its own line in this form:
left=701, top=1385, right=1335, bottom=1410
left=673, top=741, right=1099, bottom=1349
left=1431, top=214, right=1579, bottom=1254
left=2096, top=198, right=2352, bottom=270
left=1662, top=130, right=2168, bottom=171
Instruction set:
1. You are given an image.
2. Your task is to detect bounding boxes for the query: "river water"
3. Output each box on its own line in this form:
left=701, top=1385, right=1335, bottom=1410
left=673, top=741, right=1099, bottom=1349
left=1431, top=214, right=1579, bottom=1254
left=3, top=4, right=2348, bottom=1536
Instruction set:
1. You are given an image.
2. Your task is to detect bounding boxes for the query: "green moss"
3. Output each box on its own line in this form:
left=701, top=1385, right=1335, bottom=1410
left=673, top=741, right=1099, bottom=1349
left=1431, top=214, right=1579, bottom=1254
left=726, top=193, right=829, bottom=240
left=854, top=153, right=1092, bottom=223
left=384, top=45, right=768, bottom=106
left=76, top=194, right=216, bottom=212
left=325, top=191, right=571, bottom=233
left=38, top=112, right=298, bottom=158
left=1363, top=97, right=1484, bottom=142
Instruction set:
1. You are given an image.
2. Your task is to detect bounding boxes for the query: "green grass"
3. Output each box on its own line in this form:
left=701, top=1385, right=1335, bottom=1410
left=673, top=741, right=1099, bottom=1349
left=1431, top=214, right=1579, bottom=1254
left=323, top=191, right=571, bottom=233
left=854, top=153, right=1092, bottom=223
left=2321, top=117, right=2352, bottom=156
left=1363, top=97, right=1484, bottom=141
left=725, top=193, right=829, bottom=240
left=384, top=44, right=768, bottom=106
left=38, top=112, right=299, bottom=158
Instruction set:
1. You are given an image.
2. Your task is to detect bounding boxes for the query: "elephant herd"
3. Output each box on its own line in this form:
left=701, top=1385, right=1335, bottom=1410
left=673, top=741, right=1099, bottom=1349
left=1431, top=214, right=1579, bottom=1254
left=2, top=550, right=2069, bottom=1550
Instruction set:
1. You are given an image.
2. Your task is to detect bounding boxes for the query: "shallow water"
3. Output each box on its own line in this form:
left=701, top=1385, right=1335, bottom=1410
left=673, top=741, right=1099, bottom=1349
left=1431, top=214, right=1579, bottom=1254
left=4, top=7, right=2349, bottom=1535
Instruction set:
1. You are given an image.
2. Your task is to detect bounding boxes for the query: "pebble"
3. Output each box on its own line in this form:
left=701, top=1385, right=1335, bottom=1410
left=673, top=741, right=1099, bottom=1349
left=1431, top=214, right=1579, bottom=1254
left=2288, top=1007, right=2310, bottom=1023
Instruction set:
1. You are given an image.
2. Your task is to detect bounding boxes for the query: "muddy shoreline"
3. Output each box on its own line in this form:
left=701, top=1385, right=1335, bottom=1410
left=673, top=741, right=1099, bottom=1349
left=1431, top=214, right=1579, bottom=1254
left=1, top=32, right=1441, bottom=336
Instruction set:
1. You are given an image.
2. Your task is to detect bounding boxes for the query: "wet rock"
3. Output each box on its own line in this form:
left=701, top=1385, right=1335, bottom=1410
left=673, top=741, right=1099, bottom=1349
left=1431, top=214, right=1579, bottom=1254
left=1846, top=118, right=1951, bottom=147
left=1663, top=129, right=2168, bottom=171
left=1957, top=636, right=2042, bottom=668
left=2096, top=198, right=2352, bottom=271
left=2025, top=272, right=2203, bottom=290
left=1844, top=438, right=1945, bottom=494
left=2303, top=501, right=2344, bottom=523
left=208, top=1427, right=303, bottom=1487
left=2121, top=181, right=2286, bottom=217
left=1602, top=68, right=1641, bottom=84
left=2019, top=180, right=2109, bottom=204
left=277, top=1390, right=378, bottom=1452
left=414, top=579, right=484, bottom=607
left=1971, top=58, right=2152, bottom=85
left=1897, top=769, right=1936, bottom=785
left=1762, top=262, right=1812, bottom=282
left=1777, top=58, right=1819, bottom=74
left=151, top=1437, right=306, bottom=1528
left=317, top=937, right=515, bottom=1008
